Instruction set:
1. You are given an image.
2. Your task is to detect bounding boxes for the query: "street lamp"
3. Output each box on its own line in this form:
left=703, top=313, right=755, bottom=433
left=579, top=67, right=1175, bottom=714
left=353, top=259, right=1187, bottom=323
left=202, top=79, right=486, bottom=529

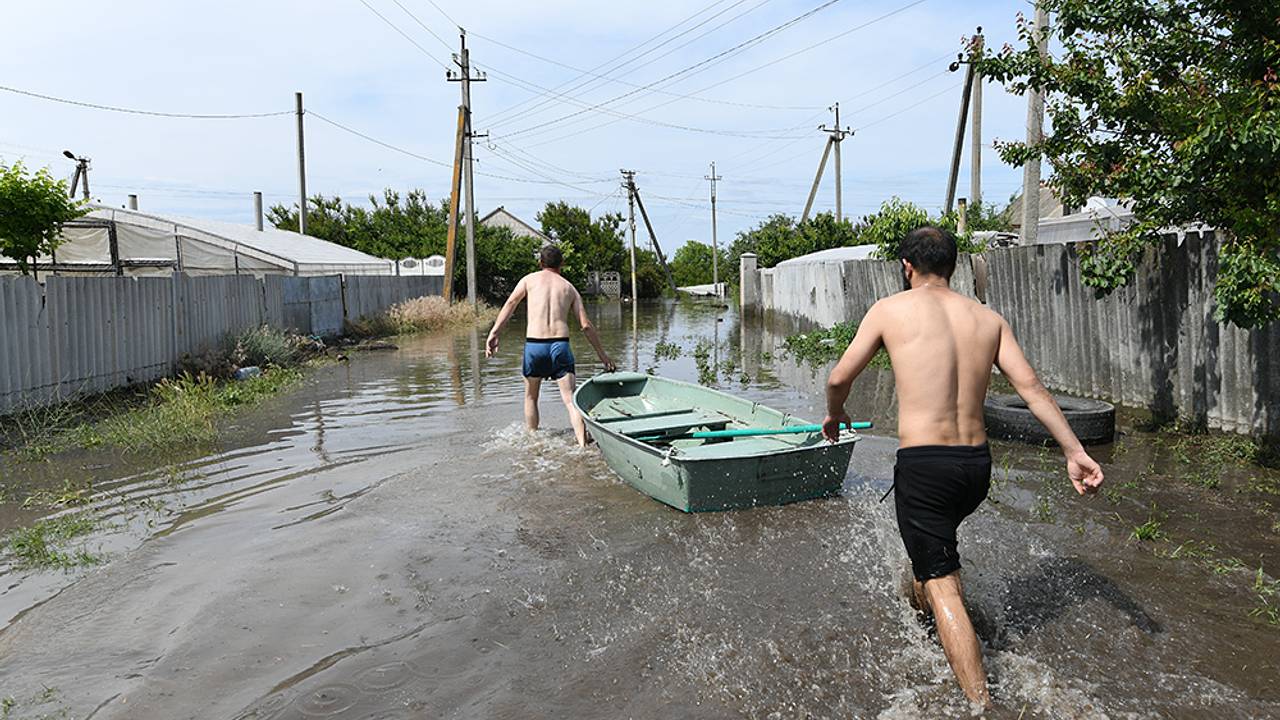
left=63, top=149, right=90, bottom=200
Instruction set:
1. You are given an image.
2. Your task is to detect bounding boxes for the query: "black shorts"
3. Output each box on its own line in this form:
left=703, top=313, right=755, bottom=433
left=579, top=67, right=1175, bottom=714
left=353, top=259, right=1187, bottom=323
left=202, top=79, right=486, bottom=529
left=892, top=443, right=991, bottom=582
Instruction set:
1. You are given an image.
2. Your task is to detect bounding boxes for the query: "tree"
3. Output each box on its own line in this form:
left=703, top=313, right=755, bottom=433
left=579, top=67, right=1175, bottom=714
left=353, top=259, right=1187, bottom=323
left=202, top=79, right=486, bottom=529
left=269, top=189, right=537, bottom=300
left=0, top=162, right=86, bottom=274
left=976, top=1, right=1280, bottom=328
left=670, top=240, right=729, bottom=287
left=535, top=201, right=626, bottom=288
left=726, top=212, right=865, bottom=279
left=862, top=197, right=985, bottom=260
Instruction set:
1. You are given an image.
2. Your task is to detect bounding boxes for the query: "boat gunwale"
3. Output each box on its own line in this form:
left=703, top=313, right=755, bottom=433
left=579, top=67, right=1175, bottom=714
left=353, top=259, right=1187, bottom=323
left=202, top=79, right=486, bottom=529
left=574, top=373, right=861, bottom=464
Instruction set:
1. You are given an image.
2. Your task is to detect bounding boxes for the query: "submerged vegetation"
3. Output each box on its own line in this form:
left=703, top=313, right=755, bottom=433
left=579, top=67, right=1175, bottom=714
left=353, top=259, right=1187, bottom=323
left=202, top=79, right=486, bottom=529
left=782, top=322, right=891, bottom=369
left=4, top=513, right=102, bottom=570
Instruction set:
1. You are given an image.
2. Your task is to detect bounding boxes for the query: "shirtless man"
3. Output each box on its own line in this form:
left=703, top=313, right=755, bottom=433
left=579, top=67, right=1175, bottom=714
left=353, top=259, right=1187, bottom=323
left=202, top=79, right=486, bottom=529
left=823, top=227, right=1105, bottom=707
left=486, top=245, right=616, bottom=446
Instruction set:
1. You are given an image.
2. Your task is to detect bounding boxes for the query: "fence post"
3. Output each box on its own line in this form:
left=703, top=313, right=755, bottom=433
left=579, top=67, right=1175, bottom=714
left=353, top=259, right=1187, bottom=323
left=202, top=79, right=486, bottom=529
left=739, top=253, right=758, bottom=312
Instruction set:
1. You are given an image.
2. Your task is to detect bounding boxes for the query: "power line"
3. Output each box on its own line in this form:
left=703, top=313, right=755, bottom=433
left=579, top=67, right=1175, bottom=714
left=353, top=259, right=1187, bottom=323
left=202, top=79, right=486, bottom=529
left=492, top=0, right=845, bottom=141
left=353, top=0, right=451, bottom=70
left=421, top=0, right=460, bottom=28
left=0, top=84, right=291, bottom=119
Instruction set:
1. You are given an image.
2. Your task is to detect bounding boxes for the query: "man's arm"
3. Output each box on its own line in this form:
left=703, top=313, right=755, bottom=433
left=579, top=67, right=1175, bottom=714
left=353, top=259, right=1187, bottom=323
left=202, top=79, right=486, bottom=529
left=822, top=304, right=886, bottom=441
left=485, top=277, right=527, bottom=358
left=994, top=316, right=1105, bottom=495
left=574, top=290, right=616, bottom=372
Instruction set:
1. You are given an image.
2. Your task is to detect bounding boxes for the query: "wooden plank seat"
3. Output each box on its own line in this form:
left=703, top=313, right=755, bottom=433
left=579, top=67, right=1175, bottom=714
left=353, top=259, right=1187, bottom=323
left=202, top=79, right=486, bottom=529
left=609, top=410, right=731, bottom=438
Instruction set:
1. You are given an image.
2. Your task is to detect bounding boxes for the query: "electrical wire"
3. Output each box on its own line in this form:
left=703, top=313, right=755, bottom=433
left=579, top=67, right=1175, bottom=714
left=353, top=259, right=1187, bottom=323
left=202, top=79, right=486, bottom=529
left=354, top=0, right=452, bottom=71
left=0, top=84, right=292, bottom=119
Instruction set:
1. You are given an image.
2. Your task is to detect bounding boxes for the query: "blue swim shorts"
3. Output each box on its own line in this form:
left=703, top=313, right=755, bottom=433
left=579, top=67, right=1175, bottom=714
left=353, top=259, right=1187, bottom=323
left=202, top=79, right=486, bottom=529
left=522, top=337, right=576, bottom=380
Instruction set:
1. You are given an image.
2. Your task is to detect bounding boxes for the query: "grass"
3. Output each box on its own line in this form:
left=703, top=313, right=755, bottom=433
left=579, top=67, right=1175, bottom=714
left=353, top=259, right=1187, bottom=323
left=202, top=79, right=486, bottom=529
left=783, top=321, right=891, bottom=369
left=1031, top=495, right=1054, bottom=523
left=1249, top=567, right=1280, bottom=626
left=1130, top=506, right=1167, bottom=542
left=693, top=339, right=715, bottom=386
left=3, top=513, right=102, bottom=570
left=347, top=296, right=497, bottom=337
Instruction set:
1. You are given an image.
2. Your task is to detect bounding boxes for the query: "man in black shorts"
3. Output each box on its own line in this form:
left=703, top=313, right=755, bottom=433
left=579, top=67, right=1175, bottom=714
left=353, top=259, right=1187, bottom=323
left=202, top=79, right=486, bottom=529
left=822, top=227, right=1104, bottom=706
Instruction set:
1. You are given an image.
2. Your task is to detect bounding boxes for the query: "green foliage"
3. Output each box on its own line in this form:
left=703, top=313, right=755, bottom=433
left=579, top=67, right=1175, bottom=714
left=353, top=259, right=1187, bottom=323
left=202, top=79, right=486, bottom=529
left=782, top=321, right=891, bottom=368
left=863, top=197, right=986, bottom=260
left=0, top=162, right=87, bottom=274
left=669, top=240, right=728, bottom=287
left=269, top=189, right=536, bottom=300
left=4, top=512, right=102, bottom=570
left=536, top=201, right=626, bottom=288
left=630, top=248, right=669, bottom=299
left=975, top=1, right=1280, bottom=328
left=726, top=212, right=866, bottom=281
left=653, top=340, right=682, bottom=361
left=231, top=326, right=303, bottom=368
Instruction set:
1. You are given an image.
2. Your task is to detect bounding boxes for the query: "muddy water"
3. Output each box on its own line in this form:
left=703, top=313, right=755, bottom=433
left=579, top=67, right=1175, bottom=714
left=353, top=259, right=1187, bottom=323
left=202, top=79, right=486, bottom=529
left=0, top=299, right=1277, bottom=719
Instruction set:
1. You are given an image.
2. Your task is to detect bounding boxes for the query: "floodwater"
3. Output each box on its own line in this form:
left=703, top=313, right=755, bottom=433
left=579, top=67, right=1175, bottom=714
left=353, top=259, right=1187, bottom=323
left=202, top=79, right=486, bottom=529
left=0, top=299, right=1277, bottom=719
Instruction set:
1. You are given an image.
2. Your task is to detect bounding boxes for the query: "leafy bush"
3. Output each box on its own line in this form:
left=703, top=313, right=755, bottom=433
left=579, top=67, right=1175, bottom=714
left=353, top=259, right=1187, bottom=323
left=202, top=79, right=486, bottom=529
left=783, top=321, right=891, bottom=368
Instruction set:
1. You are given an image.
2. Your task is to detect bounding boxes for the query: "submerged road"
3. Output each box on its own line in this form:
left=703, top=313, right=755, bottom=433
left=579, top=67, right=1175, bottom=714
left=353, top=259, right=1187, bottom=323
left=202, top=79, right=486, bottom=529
left=0, top=300, right=1277, bottom=718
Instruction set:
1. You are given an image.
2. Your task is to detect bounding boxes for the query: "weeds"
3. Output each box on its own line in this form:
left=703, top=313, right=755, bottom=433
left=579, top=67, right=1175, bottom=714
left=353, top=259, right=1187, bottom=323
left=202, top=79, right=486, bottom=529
left=1131, top=506, right=1166, bottom=542
left=693, top=340, right=715, bottom=386
left=348, top=297, right=497, bottom=337
left=783, top=322, right=891, bottom=368
left=653, top=340, right=681, bottom=361
left=1032, top=496, right=1054, bottom=523
left=4, top=513, right=102, bottom=570
left=1250, top=567, right=1280, bottom=625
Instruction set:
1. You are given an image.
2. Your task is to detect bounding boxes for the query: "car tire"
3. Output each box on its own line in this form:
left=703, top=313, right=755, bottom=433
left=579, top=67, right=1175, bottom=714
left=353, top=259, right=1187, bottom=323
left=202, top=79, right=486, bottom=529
left=984, top=393, right=1115, bottom=446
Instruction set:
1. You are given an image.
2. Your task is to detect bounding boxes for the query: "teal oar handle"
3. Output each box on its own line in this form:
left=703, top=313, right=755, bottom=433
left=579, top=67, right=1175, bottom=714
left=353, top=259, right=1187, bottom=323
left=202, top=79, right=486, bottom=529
left=637, top=421, right=871, bottom=443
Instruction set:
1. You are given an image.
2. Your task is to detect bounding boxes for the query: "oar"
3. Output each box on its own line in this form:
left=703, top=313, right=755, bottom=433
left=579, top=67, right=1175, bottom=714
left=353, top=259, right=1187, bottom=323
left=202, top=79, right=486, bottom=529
left=637, top=421, right=872, bottom=443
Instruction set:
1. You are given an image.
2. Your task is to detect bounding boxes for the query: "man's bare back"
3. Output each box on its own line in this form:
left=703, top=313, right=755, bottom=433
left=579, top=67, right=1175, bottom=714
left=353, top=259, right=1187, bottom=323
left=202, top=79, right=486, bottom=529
left=823, top=226, right=1103, bottom=708
left=486, top=247, right=614, bottom=446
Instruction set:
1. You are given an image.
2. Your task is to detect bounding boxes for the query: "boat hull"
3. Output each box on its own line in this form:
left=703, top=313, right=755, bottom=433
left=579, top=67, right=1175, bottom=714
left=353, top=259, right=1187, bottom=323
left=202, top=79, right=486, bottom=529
left=576, top=373, right=859, bottom=512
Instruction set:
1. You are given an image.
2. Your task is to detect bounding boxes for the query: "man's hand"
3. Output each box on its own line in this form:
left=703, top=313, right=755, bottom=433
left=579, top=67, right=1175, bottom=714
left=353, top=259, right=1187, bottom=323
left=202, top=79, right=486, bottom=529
left=822, top=412, right=851, bottom=443
left=485, top=333, right=499, bottom=358
left=600, top=354, right=617, bottom=373
left=1067, top=450, right=1104, bottom=495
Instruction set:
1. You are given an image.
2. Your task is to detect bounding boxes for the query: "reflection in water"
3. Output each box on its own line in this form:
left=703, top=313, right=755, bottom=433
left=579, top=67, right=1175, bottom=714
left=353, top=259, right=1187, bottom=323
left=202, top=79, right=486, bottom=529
left=0, top=300, right=1275, bottom=720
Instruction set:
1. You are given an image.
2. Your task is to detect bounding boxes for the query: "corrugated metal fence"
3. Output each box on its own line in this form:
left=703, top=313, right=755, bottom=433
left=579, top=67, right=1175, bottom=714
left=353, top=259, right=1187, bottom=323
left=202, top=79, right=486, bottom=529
left=745, top=233, right=1279, bottom=436
left=0, top=273, right=443, bottom=413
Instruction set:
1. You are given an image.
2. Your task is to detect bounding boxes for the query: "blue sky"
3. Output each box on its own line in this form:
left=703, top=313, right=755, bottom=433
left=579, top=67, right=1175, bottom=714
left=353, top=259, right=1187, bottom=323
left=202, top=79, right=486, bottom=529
left=1, top=0, right=1038, bottom=251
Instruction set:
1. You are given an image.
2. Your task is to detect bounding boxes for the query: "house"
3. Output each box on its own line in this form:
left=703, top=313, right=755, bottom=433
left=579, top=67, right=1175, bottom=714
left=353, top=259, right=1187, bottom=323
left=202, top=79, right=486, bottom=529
left=476, top=206, right=550, bottom=244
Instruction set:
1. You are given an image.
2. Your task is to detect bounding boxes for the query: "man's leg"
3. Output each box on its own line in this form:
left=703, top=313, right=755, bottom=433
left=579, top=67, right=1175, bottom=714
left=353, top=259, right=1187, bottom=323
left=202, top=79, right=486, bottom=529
left=524, top=377, right=541, bottom=431
left=922, top=572, right=990, bottom=707
left=556, top=373, right=587, bottom=446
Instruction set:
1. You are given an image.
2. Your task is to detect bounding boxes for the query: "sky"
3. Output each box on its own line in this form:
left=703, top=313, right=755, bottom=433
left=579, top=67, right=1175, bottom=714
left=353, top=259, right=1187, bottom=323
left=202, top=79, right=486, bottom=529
left=1, top=0, right=1040, bottom=253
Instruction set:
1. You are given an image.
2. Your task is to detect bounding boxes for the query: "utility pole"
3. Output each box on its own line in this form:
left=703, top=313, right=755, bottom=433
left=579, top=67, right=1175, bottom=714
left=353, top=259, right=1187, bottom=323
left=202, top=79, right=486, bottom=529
left=448, top=29, right=486, bottom=308
left=295, top=92, right=307, bottom=235
left=705, top=161, right=721, bottom=295
left=970, top=30, right=984, bottom=210
left=802, top=104, right=851, bottom=223
left=1021, top=6, right=1049, bottom=244
left=63, top=150, right=90, bottom=200
left=631, top=184, right=678, bottom=295
left=944, top=31, right=980, bottom=214
left=443, top=107, right=465, bottom=301
left=622, top=169, right=638, bottom=304
left=254, top=191, right=264, bottom=231
left=820, top=103, right=852, bottom=222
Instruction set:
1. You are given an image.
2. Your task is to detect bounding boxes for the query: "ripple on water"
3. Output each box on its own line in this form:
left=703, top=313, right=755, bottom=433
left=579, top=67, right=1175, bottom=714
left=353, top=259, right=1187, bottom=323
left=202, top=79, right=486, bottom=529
left=292, top=683, right=361, bottom=717
left=354, top=660, right=420, bottom=692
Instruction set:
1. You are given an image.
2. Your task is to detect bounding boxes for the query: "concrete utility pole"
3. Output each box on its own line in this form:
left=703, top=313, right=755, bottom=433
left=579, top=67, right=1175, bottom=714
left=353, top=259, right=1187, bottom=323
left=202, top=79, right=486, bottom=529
left=1021, top=6, right=1049, bottom=244
left=944, top=31, right=980, bottom=215
left=448, top=29, right=487, bottom=308
left=705, top=161, right=721, bottom=295
left=820, top=103, right=852, bottom=222
left=801, top=137, right=833, bottom=223
left=631, top=185, right=678, bottom=295
left=622, top=169, right=638, bottom=304
left=970, top=31, right=984, bottom=210
left=63, top=150, right=90, bottom=200
left=295, top=92, right=308, bottom=235
left=253, top=191, right=264, bottom=231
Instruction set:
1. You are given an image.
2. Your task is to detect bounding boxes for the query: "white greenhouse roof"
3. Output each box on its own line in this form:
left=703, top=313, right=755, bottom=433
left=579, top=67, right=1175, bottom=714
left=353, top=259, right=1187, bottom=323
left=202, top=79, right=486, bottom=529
left=776, top=244, right=880, bottom=266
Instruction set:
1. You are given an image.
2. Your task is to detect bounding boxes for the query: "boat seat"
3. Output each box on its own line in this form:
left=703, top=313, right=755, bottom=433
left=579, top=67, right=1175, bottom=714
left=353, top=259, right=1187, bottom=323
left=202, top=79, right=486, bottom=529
left=595, top=407, right=696, bottom=423
left=611, top=410, right=731, bottom=438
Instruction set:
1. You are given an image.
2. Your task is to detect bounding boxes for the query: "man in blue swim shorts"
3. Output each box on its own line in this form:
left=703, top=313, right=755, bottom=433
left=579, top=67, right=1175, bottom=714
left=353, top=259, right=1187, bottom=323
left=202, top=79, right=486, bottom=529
left=486, top=245, right=616, bottom=446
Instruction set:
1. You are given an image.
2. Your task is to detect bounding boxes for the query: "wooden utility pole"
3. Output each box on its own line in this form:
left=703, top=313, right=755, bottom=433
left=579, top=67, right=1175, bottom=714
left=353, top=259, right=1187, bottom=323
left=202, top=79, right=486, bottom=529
left=630, top=180, right=678, bottom=295
left=705, top=161, right=721, bottom=295
left=295, top=92, right=307, bottom=235
left=622, top=169, right=638, bottom=303
left=802, top=104, right=851, bottom=222
left=970, top=31, right=984, bottom=210
left=944, top=33, right=980, bottom=215
left=443, top=106, right=466, bottom=301
left=1021, top=7, right=1049, bottom=244
left=448, top=29, right=486, bottom=307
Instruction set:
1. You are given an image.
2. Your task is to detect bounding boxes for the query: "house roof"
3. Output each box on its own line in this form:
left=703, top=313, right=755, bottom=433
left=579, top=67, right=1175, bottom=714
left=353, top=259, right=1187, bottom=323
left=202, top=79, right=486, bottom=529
left=477, top=206, right=550, bottom=242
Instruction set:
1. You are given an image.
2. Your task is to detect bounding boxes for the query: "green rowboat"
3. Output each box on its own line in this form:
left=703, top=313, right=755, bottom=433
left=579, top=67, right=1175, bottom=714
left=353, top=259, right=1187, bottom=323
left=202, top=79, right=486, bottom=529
left=574, top=372, right=862, bottom=512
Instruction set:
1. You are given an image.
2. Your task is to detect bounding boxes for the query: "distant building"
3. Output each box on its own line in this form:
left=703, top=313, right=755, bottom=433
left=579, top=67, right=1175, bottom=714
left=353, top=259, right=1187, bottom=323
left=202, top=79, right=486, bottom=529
left=1003, top=185, right=1069, bottom=233
left=475, top=206, right=550, bottom=244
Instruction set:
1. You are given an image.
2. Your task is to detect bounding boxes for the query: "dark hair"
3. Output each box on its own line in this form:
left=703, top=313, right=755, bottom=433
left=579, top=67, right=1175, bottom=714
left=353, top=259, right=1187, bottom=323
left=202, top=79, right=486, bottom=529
left=539, top=244, right=563, bottom=269
left=899, top=226, right=957, bottom=279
